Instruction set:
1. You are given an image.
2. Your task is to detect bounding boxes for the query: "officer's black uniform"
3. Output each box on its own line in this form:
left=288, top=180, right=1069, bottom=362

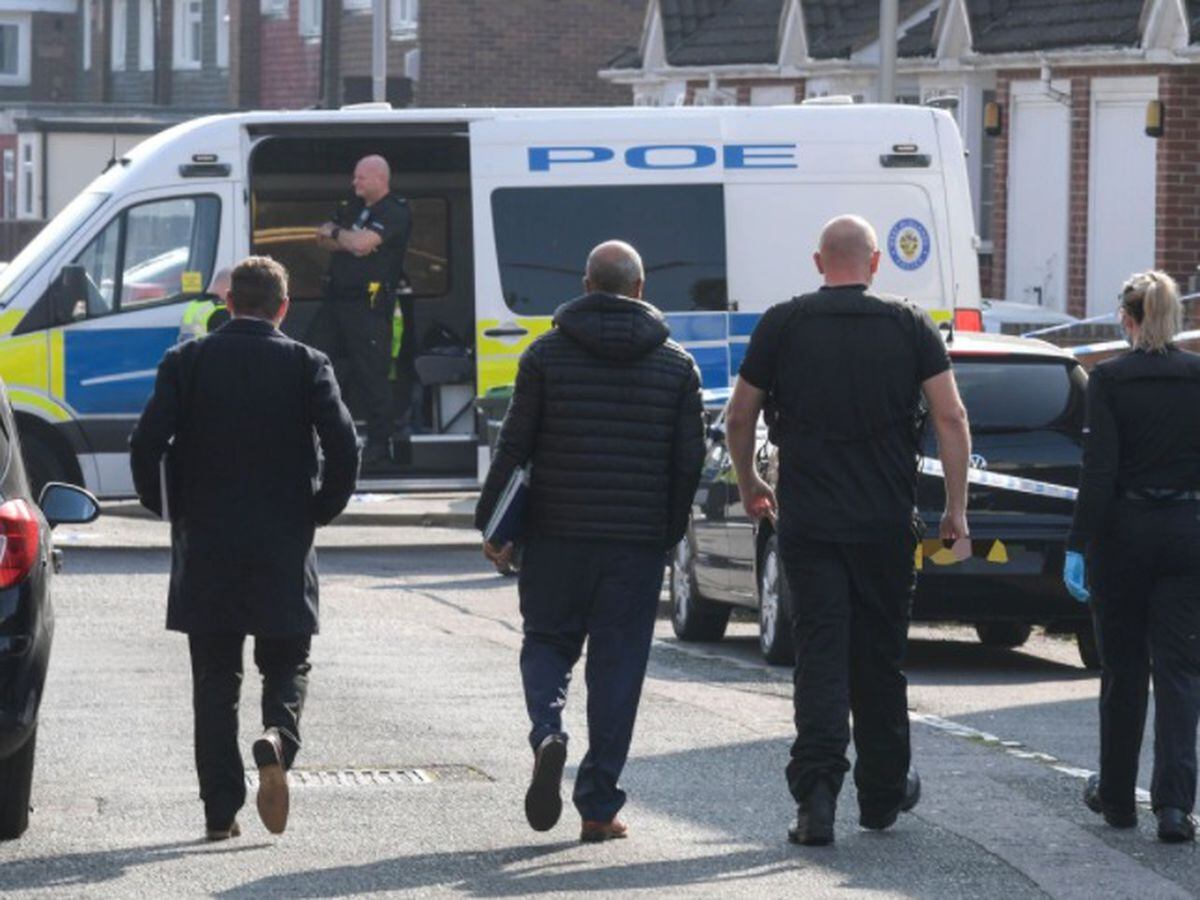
left=1068, top=346, right=1200, bottom=822
left=310, top=193, right=412, bottom=460
left=739, top=285, right=949, bottom=819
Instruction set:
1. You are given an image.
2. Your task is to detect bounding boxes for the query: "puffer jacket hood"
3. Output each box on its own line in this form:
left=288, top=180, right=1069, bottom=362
left=553, top=292, right=670, bottom=362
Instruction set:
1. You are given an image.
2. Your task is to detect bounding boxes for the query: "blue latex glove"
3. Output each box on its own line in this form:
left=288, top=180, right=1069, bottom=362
left=1063, top=551, right=1090, bottom=603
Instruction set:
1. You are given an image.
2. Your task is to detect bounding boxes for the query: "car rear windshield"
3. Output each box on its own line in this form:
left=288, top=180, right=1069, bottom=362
left=953, top=358, right=1077, bottom=431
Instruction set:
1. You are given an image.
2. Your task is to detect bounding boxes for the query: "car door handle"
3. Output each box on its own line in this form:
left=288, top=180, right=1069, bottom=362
left=483, top=326, right=530, bottom=339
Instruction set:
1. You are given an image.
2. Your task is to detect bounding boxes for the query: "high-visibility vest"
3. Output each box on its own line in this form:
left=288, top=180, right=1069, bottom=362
left=178, top=299, right=224, bottom=343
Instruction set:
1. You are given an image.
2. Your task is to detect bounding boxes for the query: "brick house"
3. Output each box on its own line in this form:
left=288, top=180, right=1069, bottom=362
left=603, top=0, right=1200, bottom=317
left=417, top=0, right=645, bottom=107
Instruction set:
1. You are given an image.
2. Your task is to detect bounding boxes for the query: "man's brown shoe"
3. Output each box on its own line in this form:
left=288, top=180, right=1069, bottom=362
left=580, top=818, right=629, bottom=843
left=205, top=820, right=241, bottom=842
left=252, top=730, right=290, bottom=835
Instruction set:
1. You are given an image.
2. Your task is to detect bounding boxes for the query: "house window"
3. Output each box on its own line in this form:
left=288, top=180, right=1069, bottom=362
left=111, top=0, right=127, bottom=71
left=216, top=0, right=229, bottom=68
left=172, top=0, right=203, bottom=69
left=260, top=0, right=287, bottom=18
left=390, top=0, right=417, bottom=38
left=138, top=0, right=155, bottom=70
left=298, top=0, right=321, bottom=37
left=2, top=149, right=14, bottom=220
left=0, top=15, right=31, bottom=85
left=21, top=143, right=33, bottom=217
left=342, top=0, right=370, bottom=12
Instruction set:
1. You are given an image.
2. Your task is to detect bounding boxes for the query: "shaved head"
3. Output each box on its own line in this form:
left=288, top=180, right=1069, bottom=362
left=585, top=240, right=645, bottom=298
left=353, top=154, right=391, bottom=204
left=815, top=215, right=881, bottom=286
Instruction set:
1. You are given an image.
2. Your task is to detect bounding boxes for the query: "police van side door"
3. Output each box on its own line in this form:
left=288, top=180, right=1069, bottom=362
left=41, top=184, right=235, bottom=496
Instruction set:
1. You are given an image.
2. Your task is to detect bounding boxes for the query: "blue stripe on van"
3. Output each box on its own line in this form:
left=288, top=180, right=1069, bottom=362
left=65, top=328, right=178, bottom=415
left=729, top=312, right=760, bottom=338
left=664, top=312, right=727, bottom=343
left=686, top=345, right=729, bottom=390
left=729, top=340, right=748, bottom=377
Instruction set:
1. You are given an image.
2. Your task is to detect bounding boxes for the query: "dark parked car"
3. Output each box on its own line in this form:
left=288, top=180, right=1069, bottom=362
left=0, top=381, right=100, bottom=840
left=671, top=330, right=1097, bottom=668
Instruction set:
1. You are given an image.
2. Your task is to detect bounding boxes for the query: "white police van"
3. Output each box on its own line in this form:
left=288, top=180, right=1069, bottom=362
left=0, top=103, right=980, bottom=497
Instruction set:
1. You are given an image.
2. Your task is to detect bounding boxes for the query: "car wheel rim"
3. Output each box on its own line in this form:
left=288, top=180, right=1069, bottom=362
left=761, top=548, right=779, bottom=648
left=673, top=535, right=692, bottom=625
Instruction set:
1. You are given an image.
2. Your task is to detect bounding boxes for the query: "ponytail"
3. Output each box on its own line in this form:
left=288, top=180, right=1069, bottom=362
left=1120, top=270, right=1181, bottom=353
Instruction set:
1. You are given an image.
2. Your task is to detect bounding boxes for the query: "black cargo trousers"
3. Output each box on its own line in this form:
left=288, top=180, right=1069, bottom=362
left=308, top=284, right=396, bottom=449
left=1089, top=499, right=1200, bottom=817
left=779, top=519, right=919, bottom=818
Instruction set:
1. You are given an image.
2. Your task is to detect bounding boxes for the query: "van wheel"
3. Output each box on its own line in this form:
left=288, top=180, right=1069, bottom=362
left=758, top=535, right=796, bottom=666
left=670, top=527, right=730, bottom=642
left=0, top=727, right=36, bottom=840
left=974, top=622, right=1032, bottom=648
left=20, top=432, right=72, bottom=500
left=1076, top=622, right=1101, bottom=671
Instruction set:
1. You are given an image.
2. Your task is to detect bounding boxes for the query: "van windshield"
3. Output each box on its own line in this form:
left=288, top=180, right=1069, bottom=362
left=0, top=192, right=108, bottom=307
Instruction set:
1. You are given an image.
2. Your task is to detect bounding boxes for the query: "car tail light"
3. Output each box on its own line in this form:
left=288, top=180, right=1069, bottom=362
left=954, top=308, right=983, bottom=332
left=0, top=499, right=40, bottom=589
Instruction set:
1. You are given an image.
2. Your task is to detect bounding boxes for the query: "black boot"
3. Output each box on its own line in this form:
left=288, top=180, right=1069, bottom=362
left=1156, top=807, right=1197, bottom=843
left=860, top=767, right=921, bottom=831
left=788, top=780, right=836, bottom=846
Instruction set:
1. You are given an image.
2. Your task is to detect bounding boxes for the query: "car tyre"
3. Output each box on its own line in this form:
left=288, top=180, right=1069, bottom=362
left=670, top=526, right=730, bottom=642
left=0, top=727, right=37, bottom=840
left=974, top=622, right=1032, bottom=649
left=758, top=534, right=796, bottom=666
left=1076, top=622, right=1101, bottom=671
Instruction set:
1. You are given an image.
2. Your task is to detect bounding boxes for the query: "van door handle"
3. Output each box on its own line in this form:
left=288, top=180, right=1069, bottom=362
left=483, top=326, right=529, bottom=338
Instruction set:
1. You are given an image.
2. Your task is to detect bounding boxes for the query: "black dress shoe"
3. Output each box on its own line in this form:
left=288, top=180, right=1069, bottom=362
left=1156, top=807, right=1197, bottom=843
left=788, top=781, right=836, bottom=846
left=860, top=767, right=922, bottom=831
left=1084, top=774, right=1137, bottom=829
left=525, top=734, right=567, bottom=832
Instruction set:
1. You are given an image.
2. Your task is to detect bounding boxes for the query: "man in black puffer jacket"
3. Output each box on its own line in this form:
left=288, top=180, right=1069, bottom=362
left=475, top=240, right=705, bottom=843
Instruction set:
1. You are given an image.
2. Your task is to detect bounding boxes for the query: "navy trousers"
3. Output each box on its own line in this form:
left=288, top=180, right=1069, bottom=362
left=517, top=536, right=665, bottom=823
left=1090, top=499, right=1200, bottom=816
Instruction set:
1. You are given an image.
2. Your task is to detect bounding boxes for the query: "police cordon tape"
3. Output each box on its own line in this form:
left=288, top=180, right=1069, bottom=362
left=918, top=457, right=1078, bottom=502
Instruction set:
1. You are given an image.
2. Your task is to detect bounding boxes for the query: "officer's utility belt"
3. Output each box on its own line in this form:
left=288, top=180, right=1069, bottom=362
left=331, top=281, right=394, bottom=307
left=1121, top=488, right=1200, bottom=502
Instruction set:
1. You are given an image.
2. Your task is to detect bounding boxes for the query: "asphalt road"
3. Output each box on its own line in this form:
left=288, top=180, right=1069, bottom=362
left=1, top=521, right=1197, bottom=898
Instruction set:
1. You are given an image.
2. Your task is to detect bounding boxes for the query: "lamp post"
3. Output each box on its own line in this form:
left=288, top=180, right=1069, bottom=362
left=880, top=0, right=898, bottom=103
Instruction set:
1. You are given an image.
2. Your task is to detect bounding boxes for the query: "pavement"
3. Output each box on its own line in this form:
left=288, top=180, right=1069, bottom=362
left=3, top=509, right=1199, bottom=897
left=69, top=493, right=480, bottom=550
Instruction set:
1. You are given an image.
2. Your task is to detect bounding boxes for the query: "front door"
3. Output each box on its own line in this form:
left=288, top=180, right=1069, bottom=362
left=1087, top=77, right=1157, bottom=317
left=1006, top=81, right=1071, bottom=311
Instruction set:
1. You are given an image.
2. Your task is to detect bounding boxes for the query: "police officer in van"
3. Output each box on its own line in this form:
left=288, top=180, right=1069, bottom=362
left=313, top=154, right=412, bottom=470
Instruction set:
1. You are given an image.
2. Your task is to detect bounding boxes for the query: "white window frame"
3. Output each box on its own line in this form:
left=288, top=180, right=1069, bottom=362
left=82, top=0, right=91, bottom=70
left=172, top=0, right=203, bottom=70
left=342, top=0, right=370, bottom=12
left=216, top=0, right=228, bottom=68
left=0, top=14, right=32, bottom=86
left=298, top=0, right=320, bottom=38
left=111, top=0, right=127, bottom=71
left=389, top=0, right=416, bottom=38
left=138, top=0, right=155, bottom=70
left=260, top=0, right=287, bottom=18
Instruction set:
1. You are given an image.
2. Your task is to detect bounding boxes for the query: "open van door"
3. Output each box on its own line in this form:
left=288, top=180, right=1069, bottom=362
left=469, top=113, right=735, bottom=406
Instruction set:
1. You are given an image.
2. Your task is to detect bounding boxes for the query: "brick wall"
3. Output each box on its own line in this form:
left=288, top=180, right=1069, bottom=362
left=259, top=0, right=322, bottom=108
left=418, top=0, right=644, bottom=107
left=990, top=64, right=1178, bottom=309
left=1155, top=67, right=1200, bottom=291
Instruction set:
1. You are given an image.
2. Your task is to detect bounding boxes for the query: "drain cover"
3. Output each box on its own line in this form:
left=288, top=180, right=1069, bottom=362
left=244, top=764, right=490, bottom=788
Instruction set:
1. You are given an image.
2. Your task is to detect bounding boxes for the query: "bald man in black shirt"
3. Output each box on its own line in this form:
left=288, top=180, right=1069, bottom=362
left=726, top=215, right=971, bottom=846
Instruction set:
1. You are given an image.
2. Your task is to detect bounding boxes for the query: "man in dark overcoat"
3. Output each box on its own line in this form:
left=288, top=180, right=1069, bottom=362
left=130, top=256, right=359, bottom=840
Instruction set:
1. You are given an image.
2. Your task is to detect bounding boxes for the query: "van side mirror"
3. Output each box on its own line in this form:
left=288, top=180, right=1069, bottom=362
left=38, top=482, right=101, bottom=528
left=51, top=265, right=88, bottom=324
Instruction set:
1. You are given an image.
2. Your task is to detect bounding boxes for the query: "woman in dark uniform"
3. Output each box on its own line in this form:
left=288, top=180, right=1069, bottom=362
left=1064, top=270, right=1200, bottom=843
